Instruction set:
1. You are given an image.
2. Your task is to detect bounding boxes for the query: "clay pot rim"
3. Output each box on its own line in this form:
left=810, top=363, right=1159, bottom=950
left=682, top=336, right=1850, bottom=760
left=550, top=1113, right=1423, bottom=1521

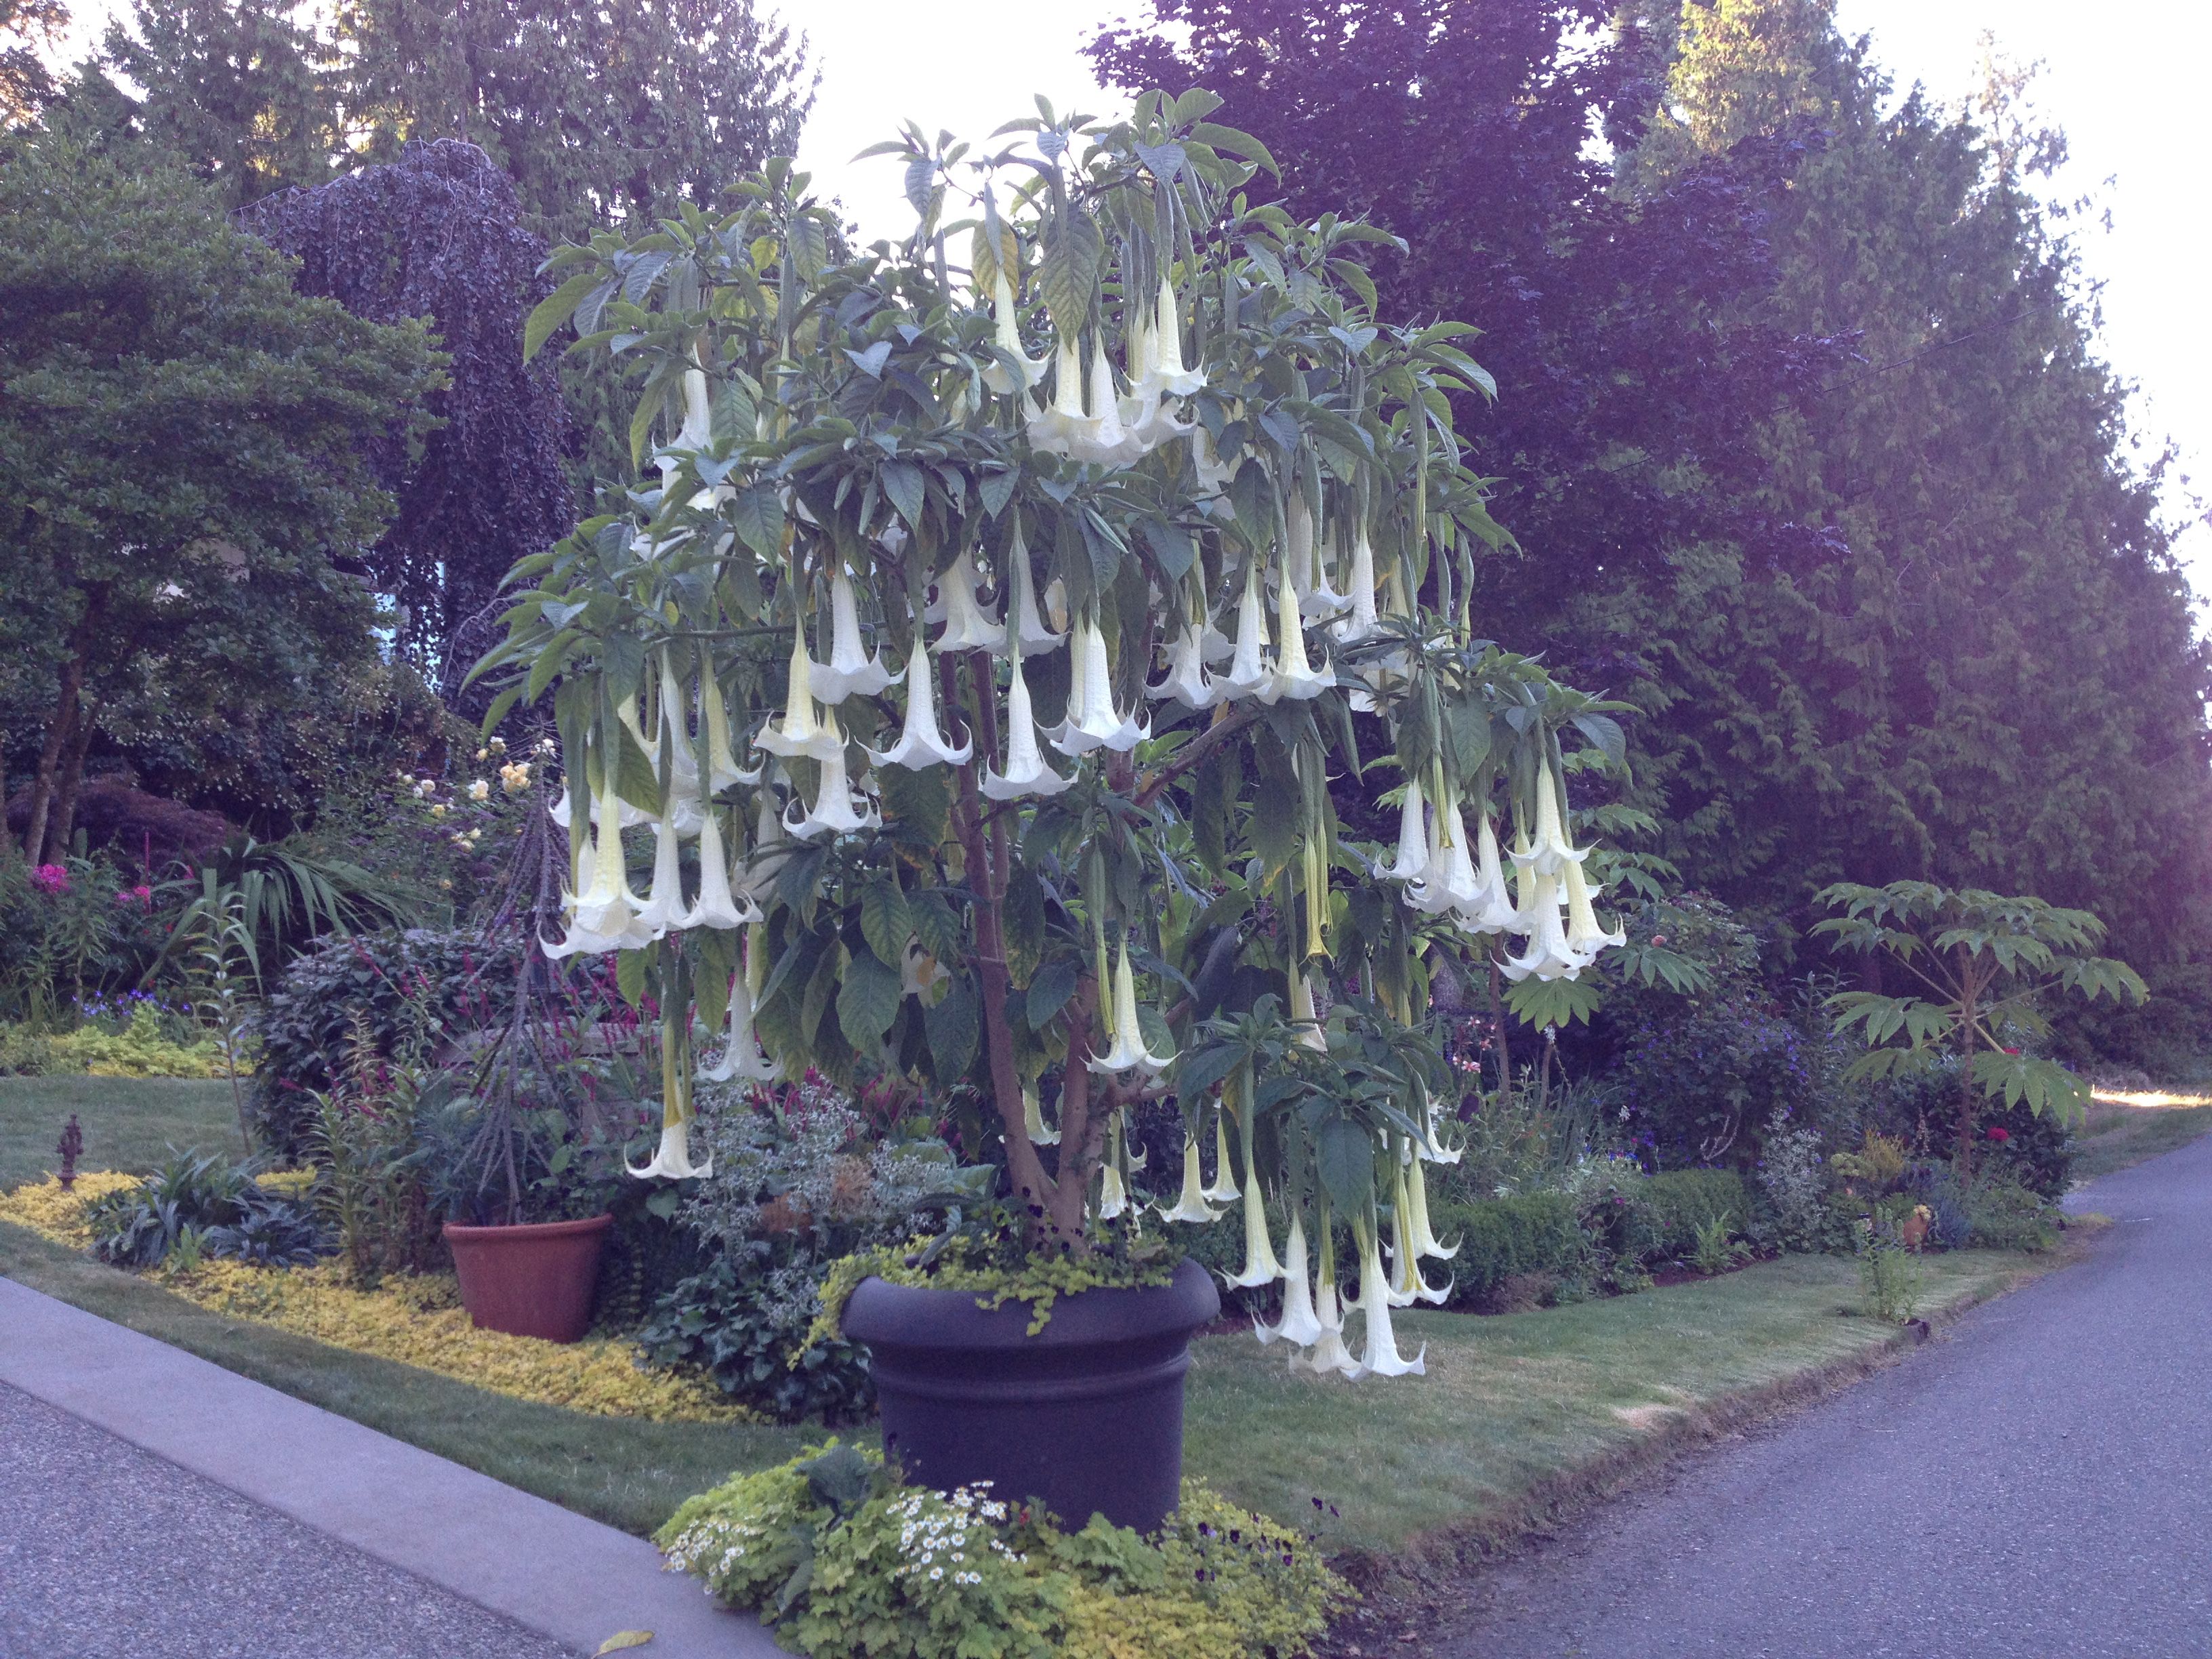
left=441, top=1213, right=614, bottom=1243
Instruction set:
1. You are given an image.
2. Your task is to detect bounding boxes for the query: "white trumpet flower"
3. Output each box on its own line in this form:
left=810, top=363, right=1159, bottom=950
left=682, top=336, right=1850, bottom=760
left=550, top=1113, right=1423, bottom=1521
left=1146, top=275, right=1206, bottom=398
left=1097, top=1160, right=1128, bottom=1221
left=1386, top=776, right=1430, bottom=882
left=628, top=1115, right=712, bottom=1181
left=1289, top=968, right=1328, bottom=1052
left=1513, top=762, right=1589, bottom=879
left=1330, top=526, right=1383, bottom=647
left=1191, top=422, right=1237, bottom=510
left=865, top=637, right=972, bottom=769
left=1350, top=1216, right=1427, bottom=1376
left=1253, top=1210, right=1326, bottom=1348
left=736, top=787, right=790, bottom=906
left=1386, top=1160, right=1454, bottom=1305
left=1026, top=336, right=1091, bottom=457
left=1155, top=1134, right=1225, bottom=1224
left=1050, top=615, right=1151, bottom=755
left=1270, top=567, right=1336, bottom=702
left=1022, top=1080, right=1061, bottom=1147
left=1500, top=869, right=1584, bottom=983
left=980, top=270, right=1048, bottom=395
left=1403, top=1153, right=1460, bottom=1259
left=925, top=550, right=1004, bottom=653
left=1200, top=1106, right=1242, bottom=1206
left=981, top=645, right=1073, bottom=800
left=545, top=780, right=653, bottom=957
left=809, top=569, right=901, bottom=704
left=1219, top=1160, right=1285, bottom=1288
left=1086, top=939, right=1175, bottom=1076
left=678, top=807, right=759, bottom=930
left=1563, top=856, right=1627, bottom=962
left=1456, top=812, right=1522, bottom=935
left=1215, top=568, right=1274, bottom=702
left=992, top=522, right=1063, bottom=659
left=700, top=953, right=779, bottom=1084
left=1290, top=1214, right=1366, bottom=1378
left=1300, top=518, right=1353, bottom=621
left=783, top=729, right=882, bottom=840
left=757, top=619, right=847, bottom=762
left=630, top=811, right=691, bottom=935
left=700, top=672, right=761, bottom=793
left=1145, top=620, right=1218, bottom=709
left=1408, top=790, right=1481, bottom=916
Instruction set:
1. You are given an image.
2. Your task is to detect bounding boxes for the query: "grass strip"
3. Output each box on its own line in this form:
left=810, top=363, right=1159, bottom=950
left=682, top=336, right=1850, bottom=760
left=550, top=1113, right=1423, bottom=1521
left=0, top=1221, right=811, bottom=1536
left=0, top=1076, right=242, bottom=1189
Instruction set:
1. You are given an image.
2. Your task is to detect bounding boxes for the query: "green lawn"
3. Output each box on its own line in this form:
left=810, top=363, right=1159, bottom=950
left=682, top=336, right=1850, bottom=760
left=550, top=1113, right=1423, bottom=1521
left=2071, top=1097, right=2212, bottom=1183
left=0, top=1075, right=2089, bottom=1557
left=0, top=1075, right=243, bottom=1189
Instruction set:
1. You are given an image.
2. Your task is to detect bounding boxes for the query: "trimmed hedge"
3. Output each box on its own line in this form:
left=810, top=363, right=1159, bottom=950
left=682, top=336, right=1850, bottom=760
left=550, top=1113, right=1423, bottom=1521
left=1430, top=1191, right=1586, bottom=1305
left=1636, top=1169, right=1753, bottom=1261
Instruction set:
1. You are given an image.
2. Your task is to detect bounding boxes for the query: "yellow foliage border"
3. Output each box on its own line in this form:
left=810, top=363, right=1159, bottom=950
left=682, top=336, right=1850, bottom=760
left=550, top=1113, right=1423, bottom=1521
left=0, top=1176, right=750, bottom=1425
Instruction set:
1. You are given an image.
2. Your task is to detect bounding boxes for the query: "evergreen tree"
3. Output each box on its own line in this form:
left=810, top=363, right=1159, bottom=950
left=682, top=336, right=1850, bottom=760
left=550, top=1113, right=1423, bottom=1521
left=336, top=0, right=815, bottom=239
left=1, top=0, right=68, bottom=126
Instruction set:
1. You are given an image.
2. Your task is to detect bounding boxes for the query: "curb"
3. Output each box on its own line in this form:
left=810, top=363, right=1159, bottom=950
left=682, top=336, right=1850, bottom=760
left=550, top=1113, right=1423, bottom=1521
left=0, top=1277, right=781, bottom=1658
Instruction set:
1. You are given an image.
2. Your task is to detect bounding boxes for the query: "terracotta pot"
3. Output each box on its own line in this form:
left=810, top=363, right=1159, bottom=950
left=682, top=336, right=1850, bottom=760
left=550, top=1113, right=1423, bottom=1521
left=842, top=1257, right=1219, bottom=1534
left=442, top=1214, right=612, bottom=1343
left=1900, top=1212, right=1930, bottom=1251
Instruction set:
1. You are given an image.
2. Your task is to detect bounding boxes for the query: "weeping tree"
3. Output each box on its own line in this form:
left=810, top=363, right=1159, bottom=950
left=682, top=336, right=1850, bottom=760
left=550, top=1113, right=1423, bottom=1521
left=242, top=139, right=577, bottom=703
left=479, top=91, right=1658, bottom=1380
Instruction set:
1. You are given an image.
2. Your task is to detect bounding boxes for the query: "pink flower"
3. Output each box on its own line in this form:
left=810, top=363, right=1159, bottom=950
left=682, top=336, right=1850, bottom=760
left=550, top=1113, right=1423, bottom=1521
left=1986, top=1126, right=2011, bottom=1143
left=30, top=863, right=69, bottom=895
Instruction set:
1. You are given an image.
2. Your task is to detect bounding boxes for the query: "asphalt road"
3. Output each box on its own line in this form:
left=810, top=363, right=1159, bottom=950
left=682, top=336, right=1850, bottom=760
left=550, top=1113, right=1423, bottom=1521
left=1431, top=1132, right=2212, bottom=1658
left=0, top=1382, right=577, bottom=1659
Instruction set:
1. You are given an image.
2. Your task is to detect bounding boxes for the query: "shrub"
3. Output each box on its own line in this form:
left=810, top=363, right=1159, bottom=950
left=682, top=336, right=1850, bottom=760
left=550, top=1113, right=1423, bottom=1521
left=84, top=1149, right=328, bottom=1267
left=1755, top=1113, right=1843, bottom=1253
left=1636, top=1170, right=1753, bottom=1262
left=655, top=1443, right=1349, bottom=1659
left=1428, top=1192, right=1586, bottom=1307
left=43, top=1004, right=229, bottom=1078
left=1963, top=1179, right=2060, bottom=1252
left=636, top=1244, right=875, bottom=1425
left=247, top=928, right=527, bottom=1155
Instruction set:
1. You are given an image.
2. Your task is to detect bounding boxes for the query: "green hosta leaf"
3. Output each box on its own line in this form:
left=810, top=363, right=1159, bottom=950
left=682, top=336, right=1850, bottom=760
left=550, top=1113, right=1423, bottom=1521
left=838, top=951, right=903, bottom=1048
left=925, top=974, right=980, bottom=1082
left=860, top=880, right=915, bottom=969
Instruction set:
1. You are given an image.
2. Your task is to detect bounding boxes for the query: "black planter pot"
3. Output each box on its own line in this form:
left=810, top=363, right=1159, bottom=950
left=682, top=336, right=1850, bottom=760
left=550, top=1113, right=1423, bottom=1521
left=843, top=1256, right=1219, bottom=1534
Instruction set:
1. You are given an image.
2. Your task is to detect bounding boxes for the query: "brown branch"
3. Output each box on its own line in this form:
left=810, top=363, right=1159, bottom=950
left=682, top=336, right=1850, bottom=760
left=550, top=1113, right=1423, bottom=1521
left=1132, top=703, right=1257, bottom=810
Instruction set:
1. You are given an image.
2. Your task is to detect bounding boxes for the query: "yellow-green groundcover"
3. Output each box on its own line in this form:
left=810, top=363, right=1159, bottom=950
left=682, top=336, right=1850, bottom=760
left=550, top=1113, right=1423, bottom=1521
left=0, top=1174, right=742, bottom=1422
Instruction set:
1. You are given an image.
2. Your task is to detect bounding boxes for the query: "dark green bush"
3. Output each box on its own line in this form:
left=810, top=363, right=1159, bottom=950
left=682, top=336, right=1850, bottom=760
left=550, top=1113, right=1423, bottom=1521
left=1429, top=1191, right=1586, bottom=1305
left=1963, top=1179, right=2060, bottom=1252
left=1635, top=1170, right=1753, bottom=1261
left=636, top=1242, right=875, bottom=1425
left=85, top=1150, right=329, bottom=1267
left=247, top=928, right=526, bottom=1155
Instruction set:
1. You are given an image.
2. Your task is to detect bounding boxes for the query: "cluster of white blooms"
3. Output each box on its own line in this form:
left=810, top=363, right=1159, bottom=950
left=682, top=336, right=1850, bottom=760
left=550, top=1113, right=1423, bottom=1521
left=885, top=1483, right=1022, bottom=1591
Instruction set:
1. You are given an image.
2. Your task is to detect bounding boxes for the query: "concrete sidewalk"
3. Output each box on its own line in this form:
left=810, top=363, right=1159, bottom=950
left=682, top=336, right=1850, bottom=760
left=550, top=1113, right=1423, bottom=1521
left=0, top=1277, right=783, bottom=1658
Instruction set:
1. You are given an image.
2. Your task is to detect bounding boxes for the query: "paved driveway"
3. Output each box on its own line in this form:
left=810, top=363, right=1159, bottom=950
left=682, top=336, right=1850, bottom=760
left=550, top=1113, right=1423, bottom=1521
left=1432, top=1132, right=2212, bottom=1658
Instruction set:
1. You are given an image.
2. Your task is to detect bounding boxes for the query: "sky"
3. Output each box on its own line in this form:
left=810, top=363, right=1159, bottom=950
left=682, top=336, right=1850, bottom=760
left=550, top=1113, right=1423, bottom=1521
left=783, top=0, right=2211, bottom=598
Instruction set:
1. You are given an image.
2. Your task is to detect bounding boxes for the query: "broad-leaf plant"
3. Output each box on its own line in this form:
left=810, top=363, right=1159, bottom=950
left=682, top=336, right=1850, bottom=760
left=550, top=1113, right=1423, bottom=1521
left=478, top=91, right=1634, bottom=1380
left=1816, top=880, right=2147, bottom=1166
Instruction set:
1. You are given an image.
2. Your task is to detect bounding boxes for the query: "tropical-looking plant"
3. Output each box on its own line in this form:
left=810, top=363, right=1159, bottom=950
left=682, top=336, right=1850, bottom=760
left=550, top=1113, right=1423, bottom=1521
left=1816, top=880, right=2148, bottom=1165
left=482, top=91, right=1641, bottom=1381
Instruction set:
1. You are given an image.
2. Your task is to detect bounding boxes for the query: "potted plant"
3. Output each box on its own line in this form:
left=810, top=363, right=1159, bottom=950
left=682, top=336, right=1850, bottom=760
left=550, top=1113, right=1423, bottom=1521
left=478, top=89, right=1636, bottom=1528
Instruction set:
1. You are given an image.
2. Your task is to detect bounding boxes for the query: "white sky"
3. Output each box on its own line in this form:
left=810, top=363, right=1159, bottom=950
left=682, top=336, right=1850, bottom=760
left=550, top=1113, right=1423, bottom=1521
left=53, top=0, right=2210, bottom=591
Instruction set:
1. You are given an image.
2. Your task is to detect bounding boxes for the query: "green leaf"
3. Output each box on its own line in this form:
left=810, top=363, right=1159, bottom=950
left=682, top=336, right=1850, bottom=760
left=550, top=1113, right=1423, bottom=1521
left=1027, top=956, right=1079, bottom=1031
left=880, top=459, right=926, bottom=531
left=1504, top=975, right=1603, bottom=1031
left=1038, top=207, right=1103, bottom=341
left=1315, top=1116, right=1374, bottom=1214
left=594, top=1632, right=654, bottom=1654
left=1141, top=518, right=1195, bottom=586
left=909, top=890, right=964, bottom=962
left=615, top=947, right=650, bottom=1009
left=525, top=270, right=605, bottom=363
left=859, top=880, right=915, bottom=969
left=925, top=975, right=980, bottom=1082
left=729, top=482, right=783, bottom=558
left=838, top=951, right=903, bottom=1048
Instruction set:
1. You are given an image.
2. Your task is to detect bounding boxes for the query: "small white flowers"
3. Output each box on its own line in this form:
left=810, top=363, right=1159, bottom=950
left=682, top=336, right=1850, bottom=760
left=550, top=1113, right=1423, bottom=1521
left=467, top=779, right=490, bottom=802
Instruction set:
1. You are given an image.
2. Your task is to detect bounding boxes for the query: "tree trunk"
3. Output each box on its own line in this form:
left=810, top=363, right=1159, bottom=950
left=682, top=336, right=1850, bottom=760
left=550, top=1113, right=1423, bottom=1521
left=1487, top=958, right=1511, bottom=1097
left=43, top=695, right=98, bottom=864
left=1954, top=948, right=1979, bottom=1175
left=24, top=586, right=104, bottom=865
